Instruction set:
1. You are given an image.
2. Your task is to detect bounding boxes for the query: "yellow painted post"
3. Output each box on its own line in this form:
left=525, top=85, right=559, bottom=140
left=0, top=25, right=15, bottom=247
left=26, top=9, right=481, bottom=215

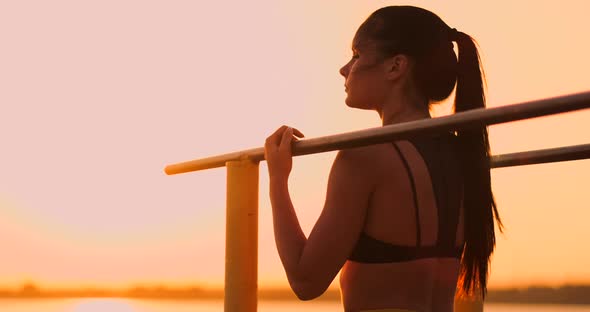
left=225, top=160, right=259, bottom=312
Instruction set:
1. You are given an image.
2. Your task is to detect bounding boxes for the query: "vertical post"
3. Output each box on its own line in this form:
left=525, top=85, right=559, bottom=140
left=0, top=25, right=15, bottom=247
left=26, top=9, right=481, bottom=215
left=225, top=160, right=259, bottom=312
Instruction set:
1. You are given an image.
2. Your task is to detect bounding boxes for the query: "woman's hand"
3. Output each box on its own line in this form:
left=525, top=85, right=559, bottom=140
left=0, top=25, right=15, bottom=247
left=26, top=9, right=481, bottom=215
left=264, top=125, right=305, bottom=180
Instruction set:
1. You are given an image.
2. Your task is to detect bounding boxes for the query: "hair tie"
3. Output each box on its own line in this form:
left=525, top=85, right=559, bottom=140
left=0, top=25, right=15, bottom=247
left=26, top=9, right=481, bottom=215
left=449, top=28, right=460, bottom=41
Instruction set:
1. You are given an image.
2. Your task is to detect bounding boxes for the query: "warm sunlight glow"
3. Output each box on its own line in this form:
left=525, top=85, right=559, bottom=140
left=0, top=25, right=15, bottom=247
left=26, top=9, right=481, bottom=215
left=69, top=299, right=137, bottom=312
left=0, top=0, right=589, bottom=292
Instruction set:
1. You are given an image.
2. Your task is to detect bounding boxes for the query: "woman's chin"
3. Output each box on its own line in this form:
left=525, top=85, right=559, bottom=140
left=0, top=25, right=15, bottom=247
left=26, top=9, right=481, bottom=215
left=344, top=97, right=360, bottom=108
left=344, top=98, right=354, bottom=108
left=345, top=99, right=372, bottom=110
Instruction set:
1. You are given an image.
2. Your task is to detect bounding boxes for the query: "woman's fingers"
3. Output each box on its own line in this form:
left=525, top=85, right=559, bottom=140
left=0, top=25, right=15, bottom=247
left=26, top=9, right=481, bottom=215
left=266, top=125, right=305, bottom=151
left=280, top=127, right=294, bottom=150
left=292, top=128, right=304, bottom=138
left=271, top=125, right=289, bottom=137
left=264, top=125, right=303, bottom=178
left=266, top=125, right=288, bottom=146
left=266, top=125, right=304, bottom=144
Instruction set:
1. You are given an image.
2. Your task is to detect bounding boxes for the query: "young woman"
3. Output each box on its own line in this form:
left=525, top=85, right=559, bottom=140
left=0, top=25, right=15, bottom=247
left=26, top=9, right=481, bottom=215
left=264, top=6, right=502, bottom=312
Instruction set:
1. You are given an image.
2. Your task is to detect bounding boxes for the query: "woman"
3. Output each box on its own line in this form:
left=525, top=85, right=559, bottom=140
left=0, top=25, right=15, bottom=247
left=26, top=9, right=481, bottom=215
left=264, top=6, right=502, bottom=312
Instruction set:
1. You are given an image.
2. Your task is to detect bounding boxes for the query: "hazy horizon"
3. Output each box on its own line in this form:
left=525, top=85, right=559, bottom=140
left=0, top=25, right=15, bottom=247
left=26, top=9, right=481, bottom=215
left=2, top=281, right=590, bottom=292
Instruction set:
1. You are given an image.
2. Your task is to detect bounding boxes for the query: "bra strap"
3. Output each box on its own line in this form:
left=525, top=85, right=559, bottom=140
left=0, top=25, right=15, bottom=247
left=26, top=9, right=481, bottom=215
left=392, top=142, right=421, bottom=247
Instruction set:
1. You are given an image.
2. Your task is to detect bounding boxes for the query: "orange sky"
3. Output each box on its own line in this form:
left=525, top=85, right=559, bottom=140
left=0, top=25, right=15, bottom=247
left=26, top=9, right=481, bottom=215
left=1, top=1, right=589, bottom=290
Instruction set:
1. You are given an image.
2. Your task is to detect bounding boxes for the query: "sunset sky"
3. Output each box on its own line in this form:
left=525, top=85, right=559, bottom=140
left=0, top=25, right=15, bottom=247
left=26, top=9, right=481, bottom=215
left=1, top=0, right=589, bottom=290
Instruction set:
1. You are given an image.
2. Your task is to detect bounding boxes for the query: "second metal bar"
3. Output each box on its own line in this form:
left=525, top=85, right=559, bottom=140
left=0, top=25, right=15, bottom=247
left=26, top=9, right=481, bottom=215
left=491, top=143, right=590, bottom=168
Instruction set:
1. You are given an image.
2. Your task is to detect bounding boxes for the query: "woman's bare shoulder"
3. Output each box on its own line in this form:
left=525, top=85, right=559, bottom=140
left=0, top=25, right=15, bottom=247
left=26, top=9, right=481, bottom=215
left=338, top=143, right=395, bottom=162
left=335, top=143, right=397, bottom=175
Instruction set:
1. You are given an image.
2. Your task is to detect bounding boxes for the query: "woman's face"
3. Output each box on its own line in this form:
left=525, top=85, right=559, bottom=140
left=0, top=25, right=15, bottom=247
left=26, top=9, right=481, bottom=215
left=339, top=34, right=390, bottom=111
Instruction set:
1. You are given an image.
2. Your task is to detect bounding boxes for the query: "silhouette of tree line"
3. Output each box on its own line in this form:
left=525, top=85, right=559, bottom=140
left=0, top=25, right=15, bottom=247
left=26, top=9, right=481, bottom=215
left=1, top=282, right=589, bottom=304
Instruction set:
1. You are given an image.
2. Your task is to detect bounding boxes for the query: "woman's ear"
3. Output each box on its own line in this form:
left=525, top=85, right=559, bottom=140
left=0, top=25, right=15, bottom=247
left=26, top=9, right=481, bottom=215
left=384, top=54, right=410, bottom=81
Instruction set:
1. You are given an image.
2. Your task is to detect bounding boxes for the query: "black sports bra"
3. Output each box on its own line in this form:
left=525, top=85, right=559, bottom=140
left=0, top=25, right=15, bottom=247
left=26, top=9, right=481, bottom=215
left=348, top=134, right=464, bottom=263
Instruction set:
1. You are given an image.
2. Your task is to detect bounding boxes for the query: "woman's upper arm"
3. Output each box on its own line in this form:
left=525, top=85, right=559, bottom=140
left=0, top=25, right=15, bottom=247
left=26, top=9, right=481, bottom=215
left=293, top=148, right=378, bottom=298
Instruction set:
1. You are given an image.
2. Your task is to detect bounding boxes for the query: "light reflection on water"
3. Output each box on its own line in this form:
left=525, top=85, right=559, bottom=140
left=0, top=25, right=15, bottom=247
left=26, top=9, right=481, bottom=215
left=70, top=298, right=138, bottom=312
left=0, top=299, right=589, bottom=312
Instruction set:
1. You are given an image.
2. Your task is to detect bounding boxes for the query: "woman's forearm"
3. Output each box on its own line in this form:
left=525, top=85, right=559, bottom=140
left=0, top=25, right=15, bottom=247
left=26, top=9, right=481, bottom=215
left=269, top=176, right=307, bottom=283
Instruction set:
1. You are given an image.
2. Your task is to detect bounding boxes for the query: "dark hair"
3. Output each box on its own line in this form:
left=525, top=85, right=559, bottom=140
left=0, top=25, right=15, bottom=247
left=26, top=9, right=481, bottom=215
left=358, top=6, right=503, bottom=298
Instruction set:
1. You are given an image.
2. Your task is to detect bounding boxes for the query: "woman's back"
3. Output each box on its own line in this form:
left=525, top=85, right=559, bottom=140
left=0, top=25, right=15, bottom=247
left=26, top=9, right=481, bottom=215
left=340, top=134, right=465, bottom=311
left=341, top=258, right=460, bottom=311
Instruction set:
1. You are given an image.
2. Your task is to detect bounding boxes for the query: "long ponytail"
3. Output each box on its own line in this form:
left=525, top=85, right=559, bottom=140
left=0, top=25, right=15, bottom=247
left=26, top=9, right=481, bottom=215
left=454, top=31, right=503, bottom=298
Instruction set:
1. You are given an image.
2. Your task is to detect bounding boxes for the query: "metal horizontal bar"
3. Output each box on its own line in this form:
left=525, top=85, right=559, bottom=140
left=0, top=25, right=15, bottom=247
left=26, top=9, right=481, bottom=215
left=491, top=143, right=590, bottom=168
left=165, top=91, right=590, bottom=175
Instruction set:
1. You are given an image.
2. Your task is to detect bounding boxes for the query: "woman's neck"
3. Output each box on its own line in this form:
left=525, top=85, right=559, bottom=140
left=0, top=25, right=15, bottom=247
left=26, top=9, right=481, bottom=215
left=381, top=109, right=430, bottom=126
left=379, top=97, right=431, bottom=126
left=378, top=83, right=431, bottom=126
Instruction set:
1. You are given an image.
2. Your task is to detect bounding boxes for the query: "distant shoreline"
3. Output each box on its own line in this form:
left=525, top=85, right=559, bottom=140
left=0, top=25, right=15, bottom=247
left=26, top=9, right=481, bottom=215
left=1, top=283, right=589, bottom=305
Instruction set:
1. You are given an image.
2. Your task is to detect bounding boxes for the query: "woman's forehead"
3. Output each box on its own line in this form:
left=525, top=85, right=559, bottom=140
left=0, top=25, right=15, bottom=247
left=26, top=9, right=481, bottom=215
left=352, top=31, right=367, bottom=49
left=352, top=25, right=382, bottom=51
left=351, top=37, right=379, bottom=52
left=352, top=19, right=382, bottom=48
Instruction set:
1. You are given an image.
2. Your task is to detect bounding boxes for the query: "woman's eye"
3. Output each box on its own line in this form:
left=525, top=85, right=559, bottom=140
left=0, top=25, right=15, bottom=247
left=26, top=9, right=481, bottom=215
left=352, top=54, right=359, bottom=59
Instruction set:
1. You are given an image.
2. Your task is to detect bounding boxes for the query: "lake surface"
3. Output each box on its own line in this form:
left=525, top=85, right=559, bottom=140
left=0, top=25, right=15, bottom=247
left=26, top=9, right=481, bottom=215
left=0, top=299, right=589, bottom=311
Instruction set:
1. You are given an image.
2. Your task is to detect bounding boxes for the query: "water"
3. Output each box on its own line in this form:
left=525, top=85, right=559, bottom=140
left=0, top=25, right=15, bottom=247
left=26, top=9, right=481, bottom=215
left=0, top=299, right=589, bottom=311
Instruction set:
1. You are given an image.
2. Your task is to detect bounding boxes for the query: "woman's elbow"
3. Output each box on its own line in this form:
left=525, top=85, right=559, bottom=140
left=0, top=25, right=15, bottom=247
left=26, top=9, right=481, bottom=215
left=291, top=281, right=326, bottom=301
left=294, top=289, right=320, bottom=301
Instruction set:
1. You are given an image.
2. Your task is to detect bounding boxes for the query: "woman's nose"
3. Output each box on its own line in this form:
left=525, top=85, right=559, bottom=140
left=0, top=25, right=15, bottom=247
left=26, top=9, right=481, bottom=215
left=339, top=63, right=349, bottom=78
